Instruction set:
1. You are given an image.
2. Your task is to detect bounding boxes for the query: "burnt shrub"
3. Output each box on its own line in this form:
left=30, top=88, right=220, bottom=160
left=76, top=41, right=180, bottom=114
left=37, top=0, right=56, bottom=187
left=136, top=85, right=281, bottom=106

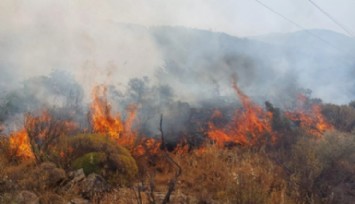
left=322, top=104, right=355, bottom=132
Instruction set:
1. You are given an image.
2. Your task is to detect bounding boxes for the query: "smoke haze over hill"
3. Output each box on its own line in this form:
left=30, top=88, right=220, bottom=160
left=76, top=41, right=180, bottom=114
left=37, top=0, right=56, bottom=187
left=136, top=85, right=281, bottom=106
left=1, top=1, right=354, bottom=133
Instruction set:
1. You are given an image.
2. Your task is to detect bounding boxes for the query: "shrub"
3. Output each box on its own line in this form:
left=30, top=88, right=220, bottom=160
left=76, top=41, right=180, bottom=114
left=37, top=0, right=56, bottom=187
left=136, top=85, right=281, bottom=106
left=287, top=135, right=325, bottom=203
left=322, top=104, right=355, bottom=132
left=71, top=152, right=107, bottom=175
left=174, top=145, right=290, bottom=204
left=57, top=133, right=138, bottom=186
left=286, top=131, right=355, bottom=203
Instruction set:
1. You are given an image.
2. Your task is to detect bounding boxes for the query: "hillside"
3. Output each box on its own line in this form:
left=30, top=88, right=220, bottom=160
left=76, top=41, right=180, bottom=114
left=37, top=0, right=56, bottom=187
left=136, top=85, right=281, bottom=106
left=151, top=26, right=355, bottom=104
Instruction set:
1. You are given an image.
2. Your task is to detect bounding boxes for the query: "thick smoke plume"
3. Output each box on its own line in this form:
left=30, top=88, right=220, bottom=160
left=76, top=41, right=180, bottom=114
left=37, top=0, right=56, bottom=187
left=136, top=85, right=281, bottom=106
left=1, top=1, right=354, bottom=138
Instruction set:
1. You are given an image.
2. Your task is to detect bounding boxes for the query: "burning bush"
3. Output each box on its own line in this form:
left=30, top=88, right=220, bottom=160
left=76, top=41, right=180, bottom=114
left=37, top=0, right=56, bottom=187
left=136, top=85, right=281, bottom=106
left=22, top=111, right=77, bottom=163
left=1, top=78, right=351, bottom=203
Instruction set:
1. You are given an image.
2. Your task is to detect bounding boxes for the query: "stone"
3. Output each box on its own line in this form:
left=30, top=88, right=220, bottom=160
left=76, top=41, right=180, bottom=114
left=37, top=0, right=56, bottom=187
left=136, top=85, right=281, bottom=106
left=68, top=169, right=86, bottom=183
left=68, top=197, right=90, bottom=204
left=15, top=190, right=39, bottom=204
left=79, top=173, right=109, bottom=199
left=39, top=193, right=66, bottom=204
left=61, top=169, right=86, bottom=193
left=39, top=162, right=66, bottom=187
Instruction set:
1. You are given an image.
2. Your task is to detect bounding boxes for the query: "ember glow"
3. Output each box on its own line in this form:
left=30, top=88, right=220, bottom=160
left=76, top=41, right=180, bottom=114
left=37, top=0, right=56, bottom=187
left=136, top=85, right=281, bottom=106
left=133, top=138, right=161, bottom=157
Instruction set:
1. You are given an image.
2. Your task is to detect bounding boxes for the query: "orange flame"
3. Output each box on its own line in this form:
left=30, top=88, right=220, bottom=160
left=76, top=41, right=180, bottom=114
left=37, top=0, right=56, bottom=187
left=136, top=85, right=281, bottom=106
left=285, top=94, right=332, bottom=137
left=207, top=82, right=275, bottom=147
left=9, top=129, right=34, bottom=160
left=9, top=110, right=78, bottom=160
left=133, top=138, right=162, bottom=157
left=90, top=85, right=137, bottom=148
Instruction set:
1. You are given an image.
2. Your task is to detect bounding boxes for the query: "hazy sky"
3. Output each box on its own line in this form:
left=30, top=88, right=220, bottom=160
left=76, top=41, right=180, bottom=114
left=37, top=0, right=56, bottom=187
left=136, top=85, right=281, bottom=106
left=1, top=0, right=354, bottom=37
left=1, top=0, right=354, bottom=105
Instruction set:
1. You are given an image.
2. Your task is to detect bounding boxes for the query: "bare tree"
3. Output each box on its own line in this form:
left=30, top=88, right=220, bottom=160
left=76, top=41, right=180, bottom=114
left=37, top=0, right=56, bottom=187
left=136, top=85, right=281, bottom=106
left=24, top=111, right=72, bottom=163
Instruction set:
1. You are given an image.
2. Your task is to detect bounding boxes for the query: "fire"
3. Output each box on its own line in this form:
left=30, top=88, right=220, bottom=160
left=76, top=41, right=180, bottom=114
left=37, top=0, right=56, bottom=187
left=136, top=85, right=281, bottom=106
left=207, top=82, right=275, bottom=147
left=285, top=94, right=332, bottom=137
left=9, top=129, right=34, bottom=160
left=133, top=138, right=161, bottom=157
left=6, top=84, right=333, bottom=161
left=90, top=85, right=137, bottom=148
left=8, top=110, right=78, bottom=160
left=90, top=85, right=164, bottom=156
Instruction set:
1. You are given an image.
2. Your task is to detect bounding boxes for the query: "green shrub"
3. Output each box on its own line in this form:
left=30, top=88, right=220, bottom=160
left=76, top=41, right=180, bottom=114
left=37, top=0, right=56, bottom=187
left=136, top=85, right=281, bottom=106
left=57, top=133, right=138, bottom=186
left=71, top=152, right=107, bottom=175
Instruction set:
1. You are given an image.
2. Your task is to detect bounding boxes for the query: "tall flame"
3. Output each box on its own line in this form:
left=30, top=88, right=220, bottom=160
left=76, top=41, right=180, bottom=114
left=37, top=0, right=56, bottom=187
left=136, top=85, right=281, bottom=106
left=9, top=129, right=34, bottom=160
left=207, top=82, right=275, bottom=147
left=6, top=85, right=333, bottom=161
left=90, top=85, right=137, bottom=147
left=285, top=94, right=332, bottom=137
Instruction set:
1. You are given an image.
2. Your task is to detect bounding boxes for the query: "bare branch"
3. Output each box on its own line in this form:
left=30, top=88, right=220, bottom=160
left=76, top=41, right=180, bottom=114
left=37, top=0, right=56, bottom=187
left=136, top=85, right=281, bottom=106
left=159, top=114, right=182, bottom=204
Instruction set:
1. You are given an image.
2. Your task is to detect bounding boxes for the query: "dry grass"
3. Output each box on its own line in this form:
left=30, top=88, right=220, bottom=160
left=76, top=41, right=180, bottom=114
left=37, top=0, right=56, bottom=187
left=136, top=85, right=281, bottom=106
left=1, top=130, right=355, bottom=203
left=171, top=145, right=290, bottom=204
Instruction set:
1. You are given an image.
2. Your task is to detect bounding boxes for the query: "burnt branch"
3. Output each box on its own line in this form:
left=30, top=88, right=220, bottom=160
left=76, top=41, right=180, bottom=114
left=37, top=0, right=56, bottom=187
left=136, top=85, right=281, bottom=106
left=147, top=173, right=156, bottom=204
left=159, top=114, right=166, bottom=150
left=159, top=114, right=182, bottom=204
left=24, top=111, right=72, bottom=163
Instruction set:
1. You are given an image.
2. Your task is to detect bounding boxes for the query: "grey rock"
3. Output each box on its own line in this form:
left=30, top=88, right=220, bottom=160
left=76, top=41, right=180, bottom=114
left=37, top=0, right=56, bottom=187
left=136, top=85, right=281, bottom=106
left=79, top=173, right=108, bottom=199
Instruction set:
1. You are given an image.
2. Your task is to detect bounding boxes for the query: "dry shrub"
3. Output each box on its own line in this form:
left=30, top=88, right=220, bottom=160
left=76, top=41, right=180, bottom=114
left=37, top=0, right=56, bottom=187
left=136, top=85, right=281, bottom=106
left=313, top=131, right=355, bottom=203
left=1, top=162, right=66, bottom=194
left=98, top=188, right=138, bottom=204
left=1, top=161, right=36, bottom=191
left=287, top=131, right=355, bottom=203
left=38, top=192, right=66, bottom=204
left=287, top=135, right=325, bottom=203
left=0, top=192, right=16, bottom=204
left=322, top=104, right=355, bottom=132
left=174, top=145, right=290, bottom=204
left=0, top=135, right=12, bottom=163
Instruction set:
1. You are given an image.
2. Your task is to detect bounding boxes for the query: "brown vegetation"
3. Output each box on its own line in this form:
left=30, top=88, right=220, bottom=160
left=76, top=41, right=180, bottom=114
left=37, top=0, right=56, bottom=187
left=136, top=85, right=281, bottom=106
left=0, top=89, right=354, bottom=203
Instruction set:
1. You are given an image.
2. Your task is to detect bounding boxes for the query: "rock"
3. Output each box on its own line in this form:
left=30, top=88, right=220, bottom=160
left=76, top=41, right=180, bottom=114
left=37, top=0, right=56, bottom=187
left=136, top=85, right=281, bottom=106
left=79, top=173, right=109, bottom=199
left=61, top=169, right=86, bottom=193
left=68, top=197, right=90, bottom=204
left=39, top=193, right=66, bottom=204
left=15, top=190, right=39, bottom=204
left=62, top=170, right=109, bottom=200
left=68, top=169, right=86, bottom=183
left=39, top=162, right=66, bottom=187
